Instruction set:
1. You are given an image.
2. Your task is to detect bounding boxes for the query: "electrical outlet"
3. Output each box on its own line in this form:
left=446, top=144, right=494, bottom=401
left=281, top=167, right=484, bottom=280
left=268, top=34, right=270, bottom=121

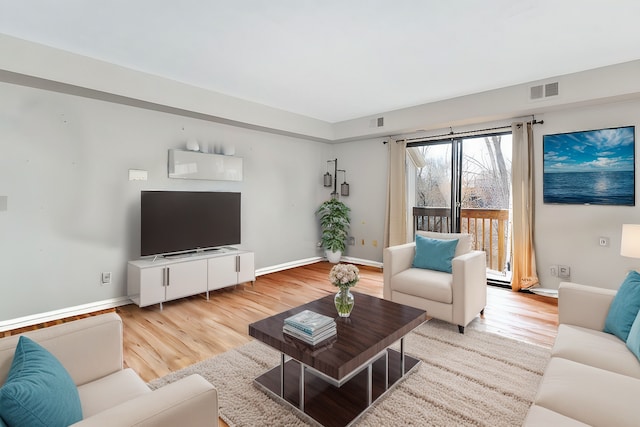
left=101, top=272, right=112, bottom=285
left=348, top=236, right=355, bottom=246
left=550, top=265, right=558, bottom=277
left=372, top=240, right=378, bottom=247
left=558, top=265, right=571, bottom=279
left=361, top=239, right=365, bottom=245
left=599, top=236, right=609, bottom=247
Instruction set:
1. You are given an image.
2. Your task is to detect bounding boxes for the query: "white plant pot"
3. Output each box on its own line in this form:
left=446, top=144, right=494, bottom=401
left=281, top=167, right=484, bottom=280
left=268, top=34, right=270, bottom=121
left=326, top=250, right=342, bottom=264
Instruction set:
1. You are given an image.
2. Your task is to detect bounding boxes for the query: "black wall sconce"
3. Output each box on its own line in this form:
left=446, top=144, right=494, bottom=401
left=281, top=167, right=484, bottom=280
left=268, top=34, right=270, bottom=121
left=325, top=159, right=349, bottom=198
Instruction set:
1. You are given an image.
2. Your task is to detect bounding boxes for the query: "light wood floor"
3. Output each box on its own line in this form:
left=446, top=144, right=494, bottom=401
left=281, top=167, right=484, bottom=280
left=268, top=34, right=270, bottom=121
left=5, top=262, right=558, bottom=427
left=116, top=262, right=559, bottom=383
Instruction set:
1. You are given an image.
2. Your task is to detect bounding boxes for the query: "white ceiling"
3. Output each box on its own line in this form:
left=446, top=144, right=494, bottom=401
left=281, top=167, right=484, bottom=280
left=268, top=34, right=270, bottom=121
left=2, top=1, right=640, bottom=123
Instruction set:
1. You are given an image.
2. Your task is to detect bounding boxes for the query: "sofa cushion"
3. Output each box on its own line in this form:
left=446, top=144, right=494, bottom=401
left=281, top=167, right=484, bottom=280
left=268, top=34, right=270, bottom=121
left=533, top=357, right=640, bottom=427
left=523, top=405, right=590, bottom=427
left=77, top=368, right=150, bottom=418
left=412, top=235, right=458, bottom=273
left=391, top=268, right=452, bottom=303
left=552, top=324, right=640, bottom=379
left=0, top=336, right=82, bottom=427
left=604, top=270, right=640, bottom=341
left=417, top=231, right=472, bottom=257
left=626, top=309, right=640, bottom=361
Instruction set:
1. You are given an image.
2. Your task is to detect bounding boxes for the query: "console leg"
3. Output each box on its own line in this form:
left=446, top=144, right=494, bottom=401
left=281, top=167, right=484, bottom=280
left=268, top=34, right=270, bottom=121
left=480, top=308, right=485, bottom=316
left=458, top=325, right=465, bottom=334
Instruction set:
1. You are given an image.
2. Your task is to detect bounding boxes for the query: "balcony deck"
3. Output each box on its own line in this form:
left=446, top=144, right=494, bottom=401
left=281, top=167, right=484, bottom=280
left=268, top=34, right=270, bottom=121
left=413, top=207, right=510, bottom=275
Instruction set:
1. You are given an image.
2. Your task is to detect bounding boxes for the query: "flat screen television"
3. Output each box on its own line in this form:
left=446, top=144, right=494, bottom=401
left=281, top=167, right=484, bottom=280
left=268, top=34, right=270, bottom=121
left=141, top=191, right=241, bottom=257
left=543, top=125, right=635, bottom=206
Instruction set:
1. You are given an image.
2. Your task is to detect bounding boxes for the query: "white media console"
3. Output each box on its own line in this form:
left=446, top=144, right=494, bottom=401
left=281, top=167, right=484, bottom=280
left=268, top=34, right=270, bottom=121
left=127, top=248, right=255, bottom=309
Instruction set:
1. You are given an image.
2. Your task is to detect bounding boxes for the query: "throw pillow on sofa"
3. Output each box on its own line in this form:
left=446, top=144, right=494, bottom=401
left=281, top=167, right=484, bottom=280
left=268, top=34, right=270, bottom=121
left=412, top=235, right=459, bottom=273
left=604, top=270, right=640, bottom=341
left=626, top=309, right=640, bottom=361
left=0, top=336, right=82, bottom=427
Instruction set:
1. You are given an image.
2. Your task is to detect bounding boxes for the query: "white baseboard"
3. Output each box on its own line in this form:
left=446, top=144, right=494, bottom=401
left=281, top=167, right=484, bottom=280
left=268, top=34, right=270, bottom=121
left=2, top=256, right=382, bottom=332
left=340, top=256, right=383, bottom=269
left=0, top=296, right=132, bottom=332
left=255, top=257, right=324, bottom=276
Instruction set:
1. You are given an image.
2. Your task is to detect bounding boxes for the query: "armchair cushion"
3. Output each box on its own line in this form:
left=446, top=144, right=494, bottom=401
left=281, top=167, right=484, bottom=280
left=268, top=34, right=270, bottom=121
left=604, top=270, right=640, bottom=341
left=0, top=336, right=82, bottom=427
left=391, top=268, right=452, bottom=303
left=412, top=235, right=458, bottom=273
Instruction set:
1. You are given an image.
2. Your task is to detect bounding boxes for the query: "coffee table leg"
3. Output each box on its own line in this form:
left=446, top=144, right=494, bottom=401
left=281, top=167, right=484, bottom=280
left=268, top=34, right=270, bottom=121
left=400, top=337, right=405, bottom=376
left=280, top=353, right=285, bottom=397
left=384, top=350, right=389, bottom=390
left=367, top=364, right=373, bottom=406
left=299, top=362, right=305, bottom=411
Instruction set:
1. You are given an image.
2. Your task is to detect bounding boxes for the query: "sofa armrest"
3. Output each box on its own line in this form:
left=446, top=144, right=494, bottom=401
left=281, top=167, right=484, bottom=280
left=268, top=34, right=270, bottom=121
left=451, top=250, right=487, bottom=326
left=558, top=282, right=616, bottom=330
left=0, top=313, right=123, bottom=386
left=72, top=374, right=218, bottom=427
left=383, top=243, right=416, bottom=300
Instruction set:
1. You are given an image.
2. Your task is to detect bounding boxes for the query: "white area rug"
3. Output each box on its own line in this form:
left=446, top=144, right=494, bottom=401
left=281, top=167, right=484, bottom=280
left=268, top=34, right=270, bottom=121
left=149, top=319, right=550, bottom=426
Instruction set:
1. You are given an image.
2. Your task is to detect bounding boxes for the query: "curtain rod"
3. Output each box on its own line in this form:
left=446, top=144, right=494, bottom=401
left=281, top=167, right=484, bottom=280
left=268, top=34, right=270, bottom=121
left=384, top=118, right=544, bottom=144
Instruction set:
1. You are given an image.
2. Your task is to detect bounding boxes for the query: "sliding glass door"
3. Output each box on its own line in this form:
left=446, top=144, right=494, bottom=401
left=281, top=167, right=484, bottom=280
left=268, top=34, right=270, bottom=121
left=411, top=133, right=512, bottom=281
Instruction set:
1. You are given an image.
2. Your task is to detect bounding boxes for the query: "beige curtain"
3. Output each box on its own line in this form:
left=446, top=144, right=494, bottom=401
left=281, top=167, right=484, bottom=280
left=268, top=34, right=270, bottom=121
left=511, top=122, right=539, bottom=291
left=384, top=139, right=408, bottom=248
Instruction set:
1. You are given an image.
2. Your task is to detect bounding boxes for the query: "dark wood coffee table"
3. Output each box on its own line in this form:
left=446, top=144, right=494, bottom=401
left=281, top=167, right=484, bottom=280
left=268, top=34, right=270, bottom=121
left=248, top=292, right=427, bottom=427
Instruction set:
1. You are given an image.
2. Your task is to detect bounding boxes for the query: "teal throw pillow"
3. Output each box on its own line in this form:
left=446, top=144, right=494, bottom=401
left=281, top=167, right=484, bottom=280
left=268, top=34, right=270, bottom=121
left=626, top=309, right=640, bottom=361
left=0, top=336, right=82, bottom=427
left=604, top=270, right=640, bottom=341
left=412, top=235, right=459, bottom=273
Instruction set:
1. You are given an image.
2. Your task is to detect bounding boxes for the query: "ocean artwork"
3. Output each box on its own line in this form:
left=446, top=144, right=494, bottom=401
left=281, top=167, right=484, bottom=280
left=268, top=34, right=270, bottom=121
left=543, top=126, right=635, bottom=206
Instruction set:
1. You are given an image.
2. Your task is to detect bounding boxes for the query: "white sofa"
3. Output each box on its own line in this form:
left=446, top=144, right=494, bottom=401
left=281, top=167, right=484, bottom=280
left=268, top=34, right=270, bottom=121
left=383, top=231, right=487, bottom=333
left=524, top=282, right=640, bottom=427
left=0, top=312, right=218, bottom=426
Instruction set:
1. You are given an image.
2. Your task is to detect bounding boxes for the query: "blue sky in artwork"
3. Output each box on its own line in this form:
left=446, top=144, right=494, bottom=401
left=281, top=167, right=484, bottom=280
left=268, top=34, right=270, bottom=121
left=543, top=126, right=635, bottom=173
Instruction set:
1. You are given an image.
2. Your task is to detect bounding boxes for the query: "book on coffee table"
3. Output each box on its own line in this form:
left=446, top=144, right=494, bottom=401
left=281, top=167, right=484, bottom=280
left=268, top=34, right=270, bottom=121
left=283, top=323, right=337, bottom=345
left=284, top=310, right=335, bottom=335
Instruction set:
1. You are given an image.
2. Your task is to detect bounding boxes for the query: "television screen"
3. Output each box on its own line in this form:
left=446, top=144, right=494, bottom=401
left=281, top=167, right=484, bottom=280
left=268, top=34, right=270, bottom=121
left=543, top=126, right=635, bottom=206
left=141, top=191, right=241, bottom=256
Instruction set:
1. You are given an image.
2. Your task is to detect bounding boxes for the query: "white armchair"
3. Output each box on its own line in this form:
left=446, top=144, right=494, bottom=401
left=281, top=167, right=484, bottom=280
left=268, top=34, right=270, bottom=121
left=383, top=231, right=487, bottom=333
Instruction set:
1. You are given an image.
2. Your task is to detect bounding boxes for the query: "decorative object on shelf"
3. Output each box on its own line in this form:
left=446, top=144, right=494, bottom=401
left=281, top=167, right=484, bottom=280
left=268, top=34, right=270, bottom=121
left=324, top=158, right=349, bottom=198
left=316, top=198, right=350, bottom=263
left=329, top=263, right=359, bottom=317
left=185, top=137, right=200, bottom=152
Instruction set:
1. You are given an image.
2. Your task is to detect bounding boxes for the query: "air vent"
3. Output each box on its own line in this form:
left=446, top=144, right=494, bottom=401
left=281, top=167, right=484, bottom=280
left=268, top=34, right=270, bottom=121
left=530, top=85, right=544, bottom=100
left=529, top=81, right=559, bottom=100
left=545, top=82, right=559, bottom=97
left=377, top=117, right=384, bottom=127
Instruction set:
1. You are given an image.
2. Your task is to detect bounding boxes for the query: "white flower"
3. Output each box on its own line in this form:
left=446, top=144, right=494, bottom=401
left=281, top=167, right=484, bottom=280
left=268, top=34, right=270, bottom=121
left=329, top=263, right=359, bottom=288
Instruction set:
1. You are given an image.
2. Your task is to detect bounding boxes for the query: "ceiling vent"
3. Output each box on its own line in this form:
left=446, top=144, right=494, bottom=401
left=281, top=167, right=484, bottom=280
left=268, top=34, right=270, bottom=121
left=529, top=81, right=559, bottom=100
left=530, top=85, right=544, bottom=100
left=377, top=117, right=384, bottom=127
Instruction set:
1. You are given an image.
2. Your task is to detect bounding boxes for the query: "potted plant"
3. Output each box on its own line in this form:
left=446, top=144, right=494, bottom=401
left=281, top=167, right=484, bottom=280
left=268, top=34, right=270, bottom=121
left=316, top=198, right=350, bottom=263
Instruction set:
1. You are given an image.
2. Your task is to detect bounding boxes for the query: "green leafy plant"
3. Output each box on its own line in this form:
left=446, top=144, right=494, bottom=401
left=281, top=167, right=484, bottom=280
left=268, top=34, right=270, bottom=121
left=316, top=198, right=350, bottom=253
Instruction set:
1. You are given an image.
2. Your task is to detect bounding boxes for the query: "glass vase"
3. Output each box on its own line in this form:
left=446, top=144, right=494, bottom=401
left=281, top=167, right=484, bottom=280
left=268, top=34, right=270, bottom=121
left=334, top=287, right=355, bottom=317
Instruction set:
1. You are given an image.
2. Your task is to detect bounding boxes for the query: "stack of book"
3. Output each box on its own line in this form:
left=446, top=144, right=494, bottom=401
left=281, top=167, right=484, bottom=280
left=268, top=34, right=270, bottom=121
left=283, top=310, right=336, bottom=345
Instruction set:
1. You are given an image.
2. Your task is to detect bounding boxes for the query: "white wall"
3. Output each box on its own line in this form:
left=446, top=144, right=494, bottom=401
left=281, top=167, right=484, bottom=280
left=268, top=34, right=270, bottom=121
left=534, top=99, right=640, bottom=290
left=331, top=138, right=389, bottom=262
left=0, top=81, right=331, bottom=321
